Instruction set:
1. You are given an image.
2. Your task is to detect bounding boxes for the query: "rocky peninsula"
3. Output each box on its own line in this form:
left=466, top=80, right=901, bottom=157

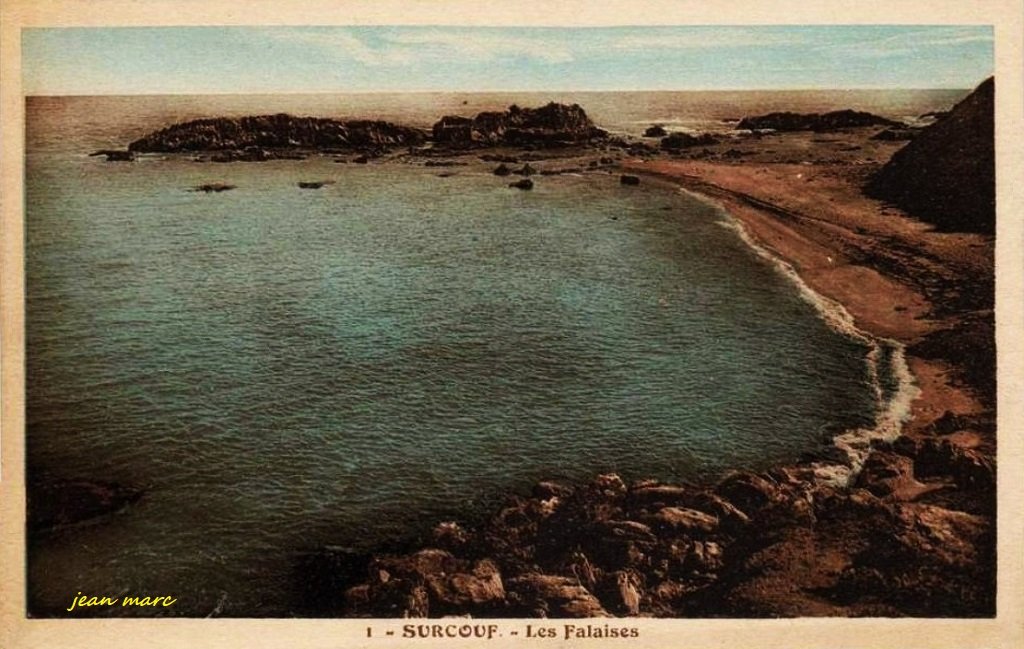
left=86, top=86, right=996, bottom=618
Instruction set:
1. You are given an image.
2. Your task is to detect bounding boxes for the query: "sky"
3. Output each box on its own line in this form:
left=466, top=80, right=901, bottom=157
left=22, top=25, right=994, bottom=95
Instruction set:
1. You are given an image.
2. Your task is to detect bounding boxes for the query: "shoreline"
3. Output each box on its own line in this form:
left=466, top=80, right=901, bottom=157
left=325, top=132, right=995, bottom=617
left=626, top=158, right=993, bottom=439
left=682, top=182, right=921, bottom=486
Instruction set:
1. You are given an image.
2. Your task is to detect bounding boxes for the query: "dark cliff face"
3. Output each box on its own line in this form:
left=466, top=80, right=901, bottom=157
left=867, top=77, right=995, bottom=234
left=432, top=102, right=607, bottom=148
left=127, top=114, right=427, bottom=153
left=736, top=109, right=900, bottom=132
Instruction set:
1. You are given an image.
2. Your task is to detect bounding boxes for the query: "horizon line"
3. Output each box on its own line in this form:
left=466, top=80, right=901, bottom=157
left=24, top=85, right=978, bottom=98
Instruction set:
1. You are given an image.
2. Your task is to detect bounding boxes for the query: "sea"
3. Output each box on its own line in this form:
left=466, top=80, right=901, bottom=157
left=24, top=89, right=964, bottom=617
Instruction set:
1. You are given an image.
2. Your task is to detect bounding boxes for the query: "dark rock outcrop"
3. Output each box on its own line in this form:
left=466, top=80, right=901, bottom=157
left=432, top=103, right=606, bottom=149
left=324, top=426, right=993, bottom=618
left=644, top=125, right=668, bottom=137
left=509, top=178, right=534, bottom=190
left=736, top=109, right=901, bottom=132
left=660, top=132, right=718, bottom=151
left=28, top=479, right=142, bottom=532
left=866, top=77, right=994, bottom=233
left=128, top=114, right=427, bottom=153
left=620, top=174, right=640, bottom=185
left=192, top=183, right=236, bottom=193
left=89, top=149, right=135, bottom=161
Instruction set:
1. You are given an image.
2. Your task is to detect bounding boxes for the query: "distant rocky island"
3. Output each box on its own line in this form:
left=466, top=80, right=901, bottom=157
left=735, top=109, right=901, bottom=132
left=111, top=102, right=608, bottom=162
left=126, top=114, right=427, bottom=158
left=98, top=91, right=996, bottom=238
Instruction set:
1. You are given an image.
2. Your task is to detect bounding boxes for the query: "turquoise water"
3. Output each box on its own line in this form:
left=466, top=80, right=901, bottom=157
left=22, top=93, right=941, bottom=617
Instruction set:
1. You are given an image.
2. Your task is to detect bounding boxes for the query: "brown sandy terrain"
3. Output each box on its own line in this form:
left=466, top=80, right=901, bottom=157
left=625, top=132, right=994, bottom=445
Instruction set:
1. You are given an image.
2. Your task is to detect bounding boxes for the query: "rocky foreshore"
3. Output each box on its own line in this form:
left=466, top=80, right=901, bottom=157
left=301, top=414, right=993, bottom=618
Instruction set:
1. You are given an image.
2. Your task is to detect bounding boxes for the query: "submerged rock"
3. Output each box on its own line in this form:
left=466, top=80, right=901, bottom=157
left=192, top=183, right=236, bottom=193
left=620, top=174, right=640, bottom=185
left=509, top=178, right=534, bottom=190
left=28, top=478, right=142, bottom=532
left=89, top=149, right=135, bottom=161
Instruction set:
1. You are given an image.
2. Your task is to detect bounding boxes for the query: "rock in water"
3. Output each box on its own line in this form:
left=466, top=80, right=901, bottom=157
left=644, top=125, right=668, bottom=137
left=432, top=103, right=607, bottom=148
left=28, top=479, right=142, bottom=532
left=866, top=77, right=994, bottom=233
left=127, top=114, right=427, bottom=153
left=620, top=174, right=640, bottom=185
left=192, top=183, right=236, bottom=193
left=736, top=109, right=901, bottom=132
left=660, top=132, right=718, bottom=151
left=89, top=149, right=135, bottom=161
left=509, top=178, right=534, bottom=190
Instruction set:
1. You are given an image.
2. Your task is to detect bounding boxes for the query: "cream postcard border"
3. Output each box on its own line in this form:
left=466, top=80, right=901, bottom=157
left=1, top=2, right=1021, bottom=648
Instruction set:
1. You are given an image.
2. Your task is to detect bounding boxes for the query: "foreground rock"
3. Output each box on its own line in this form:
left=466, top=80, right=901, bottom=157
left=89, top=149, right=135, bottom=161
left=128, top=113, right=427, bottom=153
left=867, top=76, right=994, bottom=233
left=660, top=132, right=718, bottom=151
left=318, top=409, right=993, bottom=618
left=192, top=183, right=236, bottom=193
left=28, top=478, right=142, bottom=532
left=736, top=109, right=901, bottom=132
left=432, top=103, right=607, bottom=149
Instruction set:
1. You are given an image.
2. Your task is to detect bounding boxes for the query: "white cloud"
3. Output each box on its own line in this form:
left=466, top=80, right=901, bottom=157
left=268, top=28, right=573, bottom=67
left=269, top=29, right=416, bottom=66
left=383, top=30, right=574, bottom=64
left=611, top=29, right=806, bottom=51
left=816, top=27, right=993, bottom=59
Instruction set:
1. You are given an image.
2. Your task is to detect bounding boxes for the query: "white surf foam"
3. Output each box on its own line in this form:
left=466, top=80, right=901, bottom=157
left=680, top=187, right=921, bottom=486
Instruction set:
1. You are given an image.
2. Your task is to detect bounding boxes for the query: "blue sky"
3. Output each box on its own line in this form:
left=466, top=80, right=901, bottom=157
left=22, top=25, right=994, bottom=95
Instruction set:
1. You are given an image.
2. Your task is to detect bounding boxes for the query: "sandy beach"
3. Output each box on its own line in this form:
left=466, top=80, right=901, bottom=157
left=625, top=147, right=994, bottom=450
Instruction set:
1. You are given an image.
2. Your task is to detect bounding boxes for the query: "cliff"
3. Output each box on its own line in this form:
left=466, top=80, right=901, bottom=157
left=127, top=114, right=427, bottom=153
left=432, top=103, right=607, bottom=148
left=866, top=77, right=995, bottom=234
